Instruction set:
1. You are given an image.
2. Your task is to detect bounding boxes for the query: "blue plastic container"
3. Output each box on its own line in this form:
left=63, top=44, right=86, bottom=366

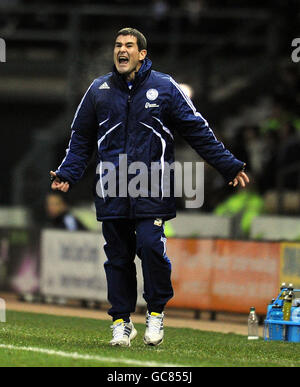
left=287, top=306, right=300, bottom=343
left=264, top=288, right=300, bottom=342
left=287, top=325, right=300, bottom=343
left=268, top=307, right=284, bottom=341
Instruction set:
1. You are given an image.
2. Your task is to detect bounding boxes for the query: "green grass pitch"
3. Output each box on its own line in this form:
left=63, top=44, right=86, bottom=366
left=0, top=311, right=300, bottom=367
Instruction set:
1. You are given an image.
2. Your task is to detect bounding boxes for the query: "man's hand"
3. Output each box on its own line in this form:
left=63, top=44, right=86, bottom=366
left=50, top=171, right=70, bottom=192
left=228, top=170, right=250, bottom=188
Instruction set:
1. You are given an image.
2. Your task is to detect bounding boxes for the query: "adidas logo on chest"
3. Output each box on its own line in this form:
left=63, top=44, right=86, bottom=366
left=99, top=82, right=110, bottom=90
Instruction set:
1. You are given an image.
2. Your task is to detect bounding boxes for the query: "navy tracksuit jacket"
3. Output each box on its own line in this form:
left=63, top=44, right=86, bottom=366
left=55, top=58, right=244, bottom=319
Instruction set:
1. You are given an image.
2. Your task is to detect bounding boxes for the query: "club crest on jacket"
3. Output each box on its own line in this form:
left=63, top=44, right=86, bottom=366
left=146, top=89, right=159, bottom=101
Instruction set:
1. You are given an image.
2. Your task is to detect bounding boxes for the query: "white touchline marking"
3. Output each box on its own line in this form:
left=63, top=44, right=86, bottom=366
left=0, top=344, right=186, bottom=367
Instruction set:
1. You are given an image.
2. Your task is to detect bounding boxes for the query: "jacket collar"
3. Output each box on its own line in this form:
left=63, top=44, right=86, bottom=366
left=113, top=57, right=152, bottom=90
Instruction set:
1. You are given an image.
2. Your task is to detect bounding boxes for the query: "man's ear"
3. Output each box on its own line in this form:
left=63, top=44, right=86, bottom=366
left=139, top=49, right=147, bottom=61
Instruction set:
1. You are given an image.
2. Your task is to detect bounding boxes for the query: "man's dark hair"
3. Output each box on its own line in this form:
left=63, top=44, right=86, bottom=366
left=115, top=28, right=147, bottom=51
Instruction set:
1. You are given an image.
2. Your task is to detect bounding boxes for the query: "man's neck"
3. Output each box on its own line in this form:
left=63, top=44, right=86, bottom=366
left=126, top=72, right=136, bottom=83
left=125, top=61, right=143, bottom=83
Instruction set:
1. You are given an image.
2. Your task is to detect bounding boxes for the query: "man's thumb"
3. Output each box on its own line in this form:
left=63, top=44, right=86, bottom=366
left=50, top=171, right=58, bottom=183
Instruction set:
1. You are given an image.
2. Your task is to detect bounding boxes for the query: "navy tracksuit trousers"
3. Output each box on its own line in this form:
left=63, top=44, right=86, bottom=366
left=102, top=218, right=174, bottom=321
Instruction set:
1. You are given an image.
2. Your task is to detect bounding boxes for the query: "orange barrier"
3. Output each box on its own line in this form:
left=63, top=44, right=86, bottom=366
left=167, top=239, right=281, bottom=315
left=211, top=240, right=280, bottom=314
left=39, top=230, right=298, bottom=316
left=167, top=239, right=215, bottom=310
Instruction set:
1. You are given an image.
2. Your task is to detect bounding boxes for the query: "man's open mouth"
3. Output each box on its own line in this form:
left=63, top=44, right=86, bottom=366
left=118, top=56, right=129, bottom=64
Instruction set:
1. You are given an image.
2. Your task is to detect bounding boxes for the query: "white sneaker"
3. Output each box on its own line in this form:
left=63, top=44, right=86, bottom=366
left=144, top=311, right=164, bottom=346
left=110, top=319, right=137, bottom=347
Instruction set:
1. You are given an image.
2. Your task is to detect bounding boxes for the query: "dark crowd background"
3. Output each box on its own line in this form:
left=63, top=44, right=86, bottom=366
left=0, top=0, right=299, bottom=227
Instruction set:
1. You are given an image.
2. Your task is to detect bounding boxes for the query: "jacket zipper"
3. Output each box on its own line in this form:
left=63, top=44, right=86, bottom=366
left=124, top=91, right=136, bottom=218
left=124, top=93, right=132, bottom=153
left=122, top=79, right=142, bottom=218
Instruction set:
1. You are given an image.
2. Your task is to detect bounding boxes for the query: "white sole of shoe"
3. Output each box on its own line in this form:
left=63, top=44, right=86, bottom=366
left=110, top=341, right=129, bottom=347
left=143, top=337, right=164, bottom=347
